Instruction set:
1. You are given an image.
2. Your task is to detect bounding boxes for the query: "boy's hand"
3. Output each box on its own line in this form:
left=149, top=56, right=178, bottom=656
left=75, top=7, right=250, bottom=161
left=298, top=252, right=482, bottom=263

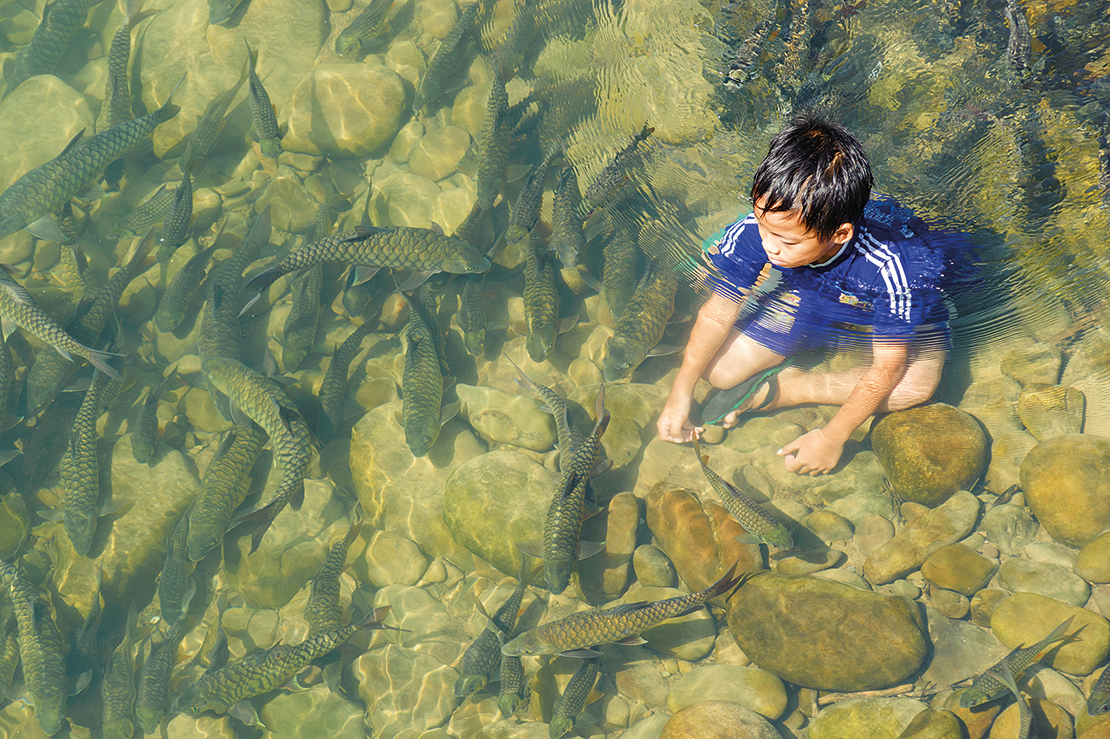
left=778, top=428, right=844, bottom=476
left=658, top=394, right=701, bottom=444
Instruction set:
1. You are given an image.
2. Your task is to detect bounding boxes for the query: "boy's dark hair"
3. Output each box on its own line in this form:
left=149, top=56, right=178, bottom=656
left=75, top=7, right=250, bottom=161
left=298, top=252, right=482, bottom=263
left=751, top=115, right=873, bottom=241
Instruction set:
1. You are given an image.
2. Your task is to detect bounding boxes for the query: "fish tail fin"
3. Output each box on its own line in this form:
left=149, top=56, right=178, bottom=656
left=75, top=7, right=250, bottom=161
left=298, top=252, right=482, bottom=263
left=354, top=605, right=403, bottom=632
left=244, top=266, right=280, bottom=295
left=317, top=412, right=337, bottom=446
left=238, top=500, right=281, bottom=554
left=706, top=560, right=751, bottom=600
left=87, top=348, right=123, bottom=381
left=156, top=74, right=187, bottom=121
left=1037, top=615, right=1077, bottom=654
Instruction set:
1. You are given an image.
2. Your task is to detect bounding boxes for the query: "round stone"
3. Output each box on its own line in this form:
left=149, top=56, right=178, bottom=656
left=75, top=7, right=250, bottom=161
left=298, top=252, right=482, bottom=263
left=997, top=558, right=1090, bottom=607
left=854, top=513, right=896, bottom=556
left=633, top=545, right=677, bottom=588
left=667, top=666, right=787, bottom=720
left=991, top=592, right=1110, bottom=676
left=1017, top=385, right=1086, bottom=442
left=455, top=383, right=557, bottom=452
left=1000, top=343, right=1062, bottom=387
left=921, top=544, right=996, bottom=596
left=803, top=510, right=854, bottom=543
left=891, top=707, right=963, bottom=738
left=658, top=701, right=780, bottom=739
left=871, top=403, right=988, bottom=507
left=970, top=588, right=1010, bottom=628
left=989, top=698, right=1072, bottom=739
left=1021, top=434, right=1110, bottom=548
left=863, top=491, right=981, bottom=585
left=807, top=698, right=928, bottom=739
left=929, top=589, right=969, bottom=620
left=408, top=126, right=471, bottom=181
left=1076, top=532, right=1110, bottom=584
left=980, top=503, right=1039, bottom=556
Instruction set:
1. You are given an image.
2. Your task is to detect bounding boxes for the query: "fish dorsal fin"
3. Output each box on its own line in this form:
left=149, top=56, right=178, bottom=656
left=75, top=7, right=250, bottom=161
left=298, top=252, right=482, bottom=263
left=58, top=129, right=87, bottom=158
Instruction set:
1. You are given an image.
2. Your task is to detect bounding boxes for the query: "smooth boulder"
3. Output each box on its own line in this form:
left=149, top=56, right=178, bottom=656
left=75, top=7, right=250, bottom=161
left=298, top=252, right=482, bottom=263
left=1021, top=434, right=1110, bottom=547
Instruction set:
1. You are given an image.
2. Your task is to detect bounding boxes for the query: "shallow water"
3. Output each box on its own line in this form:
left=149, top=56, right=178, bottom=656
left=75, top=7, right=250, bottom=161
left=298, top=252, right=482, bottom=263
left=0, top=0, right=1109, bottom=737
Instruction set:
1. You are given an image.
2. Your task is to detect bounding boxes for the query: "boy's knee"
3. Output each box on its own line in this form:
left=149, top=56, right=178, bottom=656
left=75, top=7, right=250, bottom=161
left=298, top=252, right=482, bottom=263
left=885, top=382, right=938, bottom=411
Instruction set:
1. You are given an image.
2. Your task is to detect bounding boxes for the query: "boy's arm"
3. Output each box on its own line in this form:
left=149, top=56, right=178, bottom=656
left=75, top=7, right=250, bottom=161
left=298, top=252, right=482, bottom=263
left=779, top=338, right=909, bottom=474
left=658, top=290, right=744, bottom=443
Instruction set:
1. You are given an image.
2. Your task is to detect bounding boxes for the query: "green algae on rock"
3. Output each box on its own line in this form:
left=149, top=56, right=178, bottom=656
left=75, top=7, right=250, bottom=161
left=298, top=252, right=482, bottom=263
left=1021, top=434, right=1110, bottom=548
left=726, top=573, right=928, bottom=692
left=871, top=403, right=987, bottom=507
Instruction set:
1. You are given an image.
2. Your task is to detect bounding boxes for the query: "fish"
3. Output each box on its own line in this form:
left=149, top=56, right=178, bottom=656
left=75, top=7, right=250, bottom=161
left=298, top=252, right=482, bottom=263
left=493, top=0, right=538, bottom=78
left=135, top=615, right=190, bottom=734
left=0, top=78, right=184, bottom=241
left=414, top=1, right=481, bottom=110
left=535, top=77, right=595, bottom=159
left=334, top=0, right=393, bottom=56
left=509, top=360, right=580, bottom=461
left=504, top=156, right=552, bottom=248
left=244, top=226, right=490, bottom=297
left=61, top=368, right=121, bottom=555
left=173, top=606, right=392, bottom=716
left=158, top=514, right=195, bottom=624
left=100, top=606, right=139, bottom=739
left=304, top=515, right=363, bottom=637
left=156, top=242, right=220, bottom=333
left=96, top=0, right=158, bottom=133
left=476, top=67, right=510, bottom=210
left=523, top=232, right=560, bottom=363
left=4, top=0, right=99, bottom=96
left=455, top=555, right=534, bottom=697
left=602, top=261, right=677, bottom=383
left=1003, top=0, right=1030, bottom=73
left=318, top=318, right=378, bottom=445
left=452, top=203, right=492, bottom=356
left=281, top=264, right=322, bottom=371
left=692, top=434, right=793, bottom=549
left=0, top=615, right=18, bottom=697
left=23, top=393, right=82, bottom=484
left=245, top=42, right=282, bottom=158
left=987, top=661, right=1030, bottom=739
left=66, top=566, right=102, bottom=696
left=207, top=0, right=247, bottom=24
left=502, top=561, right=747, bottom=656
left=497, top=647, right=524, bottom=717
left=158, top=154, right=193, bottom=265
left=188, top=59, right=248, bottom=164
left=549, top=165, right=586, bottom=269
left=578, top=124, right=653, bottom=219
left=960, top=616, right=1075, bottom=707
left=1089, top=662, right=1110, bottom=715
left=722, top=18, right=773, bottom=85
left=400, top=289, right=448, bottom=457
left=187, top=424, right=267, bottom=562
left=600, top=216, right=641, bottom=320
left=549, top=657, right=598, bottom=738
left=132, top=369, right=176, bottom=464
left=201, top=356, right=313, bottom=553
left=0, top=560, right=67, bottom=735
left=112, top=185, right=174, bottom=238
left=776, top=0, right=810, bottom=86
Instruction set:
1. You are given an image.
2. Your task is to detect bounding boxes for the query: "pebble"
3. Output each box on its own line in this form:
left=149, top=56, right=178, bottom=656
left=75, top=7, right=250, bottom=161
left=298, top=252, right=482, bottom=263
left=980, top=503, right=1040, bottom=555
left=922, top=607, right=1009, bottom=686
left=807, top=698, right=928, bottom=739
left=969, top=588, right=1010, bottom=628
left=802, top=510, right=854, bottom=543
left=853, top=513, right=895, bottom=556
left=1076, top=532, right=1110, bottom=583
left=667, top=665, right=787, bottom=720
left=713, top=632, right=751, bottom=666
left=659, top=701, right=780, bottom=739
left=997, top=557, right=1091, bottom=607
left=633, top=545, right=677, bottom=588
left=929, top=588, right=969, bottom=619
left=921, top=543, right=996, bottom=596
left=892, top=579, right=921, bottom=600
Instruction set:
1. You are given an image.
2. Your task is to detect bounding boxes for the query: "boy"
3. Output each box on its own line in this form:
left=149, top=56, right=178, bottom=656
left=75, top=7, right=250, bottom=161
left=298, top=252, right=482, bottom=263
left=657, top=115, right=952, bottom=476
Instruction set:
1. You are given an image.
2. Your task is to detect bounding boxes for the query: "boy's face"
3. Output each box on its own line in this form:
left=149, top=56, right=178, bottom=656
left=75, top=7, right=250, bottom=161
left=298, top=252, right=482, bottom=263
left=753, top=197, right=855, bottom=269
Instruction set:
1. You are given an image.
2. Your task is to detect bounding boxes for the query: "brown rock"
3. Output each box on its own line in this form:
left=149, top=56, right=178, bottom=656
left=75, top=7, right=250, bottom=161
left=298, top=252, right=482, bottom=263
left=579, top=492, right=641, bottom=603
left=659, top=701, right=780, bottom=739
left=989, top=698, right=1073, bottom=739
left=1017, top=385, right=1086, bottom=441
left=921, top=544, right=996, bottom=596
left=896, top=707, right=964, bottom=739
left=1077, top=532, right=1110, bottom=584
left=864, top=491, right=981, bottom=585
left=1021, top=434, right=1110, bottom=547
left=991, top=592, right=1110, bottom=676
left=970, top=588, right=1010, bottom=628
left=939, top=690, right=1001, bottom=739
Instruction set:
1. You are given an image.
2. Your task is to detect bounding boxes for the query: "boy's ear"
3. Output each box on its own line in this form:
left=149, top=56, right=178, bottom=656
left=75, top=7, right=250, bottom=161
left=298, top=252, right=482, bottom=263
left=833, top=222, right=855, bottom=245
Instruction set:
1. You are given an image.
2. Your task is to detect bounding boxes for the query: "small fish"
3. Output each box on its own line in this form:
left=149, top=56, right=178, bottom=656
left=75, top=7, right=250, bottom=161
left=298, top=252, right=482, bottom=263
left=318, top=319, right=377, bottom=445
left=549, top=657, right=598, bottom=738
left=132, top=369, right=176, bottom=464
left=0, top=615, right=19, bottom=698
left=100, top=606, right=139, bottom=739
left=188, top=59, right=248, bottom=164
left=502, top=561, right=746, bottom=656
left=509, top=360, right=580, bottom=461
left=158, top=154, right=193, bottom=265
left=96, top=0, right=158, bottom=133
left=62, top=369, right=121, bottom=555
left=452, top=203, right=492, bottom=356
left=4, top=0, right=99, bottom=96
left=0, top=78, right=184, bottom=240
left=722, top=18, right=773, bottom=85
left=187, top=425, right=266, bottom=562
left=960, top=616, right=1075, bottom=707
left=0, top=335, right=11, bottom=418
left=504, top=157, right=553, bottom=248
left=523, top=232, right=560, bottom=363
left=602, top=261, right=677, bottom=383
left=776, top=0, right=810, bottom=86
left=455, top=555, right=534, bottom=697
left=0, top=560, right=67, bottom=735
left=497, top=646, right=525, bottom=717
left=476, top=67, right=510, bottom=211
left=987, top=661, right=1030, bottom=739
left=173, top=607, right=392, bottom=716
left=304, top=515, right=363, bottom=636
left=112, top=185, right=174, bottom=238
left=66, top=565, right=102, bottom=695
left=493, top=0, right=538, bottom=78
left=400, top=289, right=448, bottom=457
left=135, top=616, right=190, bottom=734
left=549, top=165, right=585, bottom=269
left=600, top=217, right=641, bottom=320
left=245, top=42, right=281, bottom=158
left=208, top=0, right=247, bottom=26
left=692, top=434, right=793, bottom=549
left=1089, top=662, right=1110, bottom=715
left=245, top=226, right=489, bottom=298
left=335, top=0, right=393, bottom=55
left=535, top=77, right=596, bottom=158
left=414, top=1, right=481, bottom=110
left=281, top=264, right=322, bottom=371
left=577, top=124, right=653, bottom=219
left=1003, top=0, right=1030, bottom=73
left=157, top=514, right=195, bottom=624
left=156, top=242, right=219, bottom=333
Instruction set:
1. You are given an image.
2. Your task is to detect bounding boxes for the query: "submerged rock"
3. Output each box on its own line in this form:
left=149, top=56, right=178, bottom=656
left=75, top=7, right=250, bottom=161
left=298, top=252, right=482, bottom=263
left=871, top=404, right=987, bottom=507
left=667, top=665, right=787, bottom=720
left=920, top=544, right=995, bottom=596
left=355, top=643, right=459, bottom=736
left=808, top=698, right=928, bottom=739
left=863, top=491, right=980, bottom=585
left=578, top=492, right=640, bottom=602
left=618, top=584, right=716, bottom=661
left=1000, top=343, right=1062, bottom=387
left=1021, top=434, right=1110, bottom=547
left=726, top=573, right=928, bottom=691
left=1017, top=385, right=1085, bottom=441
left=658, top=701, right=779, bottom=739
left=258, top=683, right=364, bottom=739
left=1076, top=532, right=1110, bottom=583
left=455, top=383, right=557, bottom=452
left=980, top=503, right=1039, bottom=556
left=997, top=558, right=1090, bottom=607
left=990, top=592, right=1109, bottom=676
left=0, top=75, right=92, bottom=194
left=922, top=608, right=1009, bottom=687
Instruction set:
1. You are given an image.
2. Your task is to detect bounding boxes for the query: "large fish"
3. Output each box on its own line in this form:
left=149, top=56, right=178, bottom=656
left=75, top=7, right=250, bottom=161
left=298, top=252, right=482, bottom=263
left=497, top=646, right=524, bottom=717
left=281, top=264, right=322, bottom=371
left=455, top=555, right=534, bottom=697
left=400, top=289, right=448, bottom=457
left=61, top=368, right=121, bottom=555
left=244, top=226, right=490, bottom=296
left=0, top=560, right=67, bottom=735
left=0, top=616, right=18, bottom=698
left=987, top=661, right=1030, bottom=739
left=960, top=617, right=1075, bottom=707
left=692, top=434, right=793, bottom=549
left=135, top=616, right=190, bottom=734
left=187, top=424, right=266, bottom=562
left=245, top=42, right=281, bottom=158
left=414, top=1, right=481, bottom=110
left=476, top=67, right=510, bottom=211
left=550, top=657, right=598, bottom=738
left=522, top=232, right=560, bottom=363
left=1090, top=662, right=1110, bottom=715
left=504, top=157, right=552, bottom=248
left=112, top=185, right=174, bottom=238
left=503, top=562, right=747, bottom=656
left=549, top=165, right=586, bottom=269
left=0, top=80, right=183, bottom=240
left=157, top=514, right=195, bottom=624
left=304, top=516, right=363, bottom=636
left=199, top=208, right=271, bottom=365
left=4, top=0, right=99, bottom=95
left=207, top=0, right=247, bottom=24
left=600, top=216, right=641, bottom=321
left=201, top=356, right=313, bottom=553
left=577, top=124, right=653, bottom=219
left=173, top=607, right=392, bottom=716
left=100, top=606, right=138, bottom=739
left=602, top=262, right=677, bottom=383
left=157, top=160, right=193, bottom=265
left=1003, top=0, right=1030, bottom=73
left=318, top=318, right=377, bottom=445
left=96, top=0, right=157, bottom=132
left=335, top=0, right=393, bottom=55
left=156, top=243, right=219, bottom=333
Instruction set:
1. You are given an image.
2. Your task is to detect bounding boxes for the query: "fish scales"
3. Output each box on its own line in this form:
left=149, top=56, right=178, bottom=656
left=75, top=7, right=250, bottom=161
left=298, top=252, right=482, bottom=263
left=61, top=371, right=119, bottom=555
left=97, top=2, right=155, bottom=133
left=510, top=363, right=579, bottom=458
left=158, top=170, right=193, bottom=264
left=189, top=62, right=248, bottom=163
left=550, top=657, right=598, bottom=737
left=456, top=558, right=533, bottom=696
left=506, top=158, right=552, bottom=246
left=281, top=264, right=322, bottom=371
left=960, top=617, right=1074, bottom=707
left=0, top=97, right=180, bottom=239
left=199, top=209, right=271, bottom=365
left=115, top=185, right=174, bottom=238
left=0, top=617, right=18, bottom=697
left=131, top=387, right=160, bottom=464
left=135, top=617, right=190, bottom=733
left=476, top=69, right=510, bottom=210
left=158, top=514, right=193, bottom=624
left=502, top=564, right=744, bottom=655
left=304, top=518, right=362, bottom=636
left=1004, top=0, right=1031, bottom=73
left=1090, top=663, right=1110, bottom=715
left=6, top=0, right=97, bottom=94
left=401, top=292, right=445, bottom=457
left=57, top=238, right=94, bottom=307
left=550, top=166, right=585, bottom=269
left=523, top=234, right=560, bottom=363
left=458, top=274, right=486, bottom=356
left=498, top=650, right=524, bottom=716
left=246, top=227, right=489, bottom=294
left=245, top=43, right=281, bottom=157
left=335, top=0, right=393, bottom=55
left=157, top=243, right=219, bottom=333
left=578, top=124, right=653, bottom=218
left=693, top=435, right=792, bottom=549
left=187, top=425, right=266, bottom=562
left=100, top=609, right=138, bottom=739
left=0, top=561, right=67, bottom=735
left=416, top=1, right=481, bottom=109
left=602, top=262, right=676, bottom=382
left=600, top=218, right=641, bottom=321
left=318, top=319, right=377, bottom=444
